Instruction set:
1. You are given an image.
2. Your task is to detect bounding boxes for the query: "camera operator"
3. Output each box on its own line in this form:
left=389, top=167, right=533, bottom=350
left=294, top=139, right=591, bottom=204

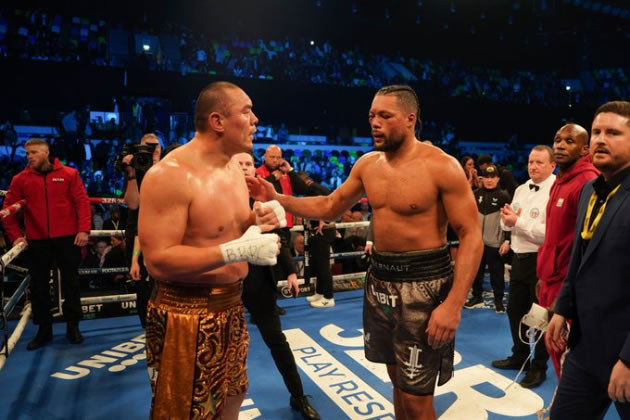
left=120, top=133, right=161, bottom=328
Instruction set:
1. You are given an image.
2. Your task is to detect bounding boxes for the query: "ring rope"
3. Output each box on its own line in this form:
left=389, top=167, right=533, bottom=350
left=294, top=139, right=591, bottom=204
left=277, top=271, right=366, bottom=287
left=0, top=303, right=32, bottom=371
left=0, top=200, right=26, bottom=219
left=89, top=230, right=126, bottom=237
left=78, top=267, right=130, bottom=276
left=329, top=221, right=370, bottom=229
left=89, top=197, right=125, bottom=205
left=0, top=273, right=30, bottom=362
left=3, top=275, right=30, bottom=317
left=81, top=294, right=136, bottom=304
left=0, top=241, right=27, bottom=268
left=4, top=264, right=28, bottom=274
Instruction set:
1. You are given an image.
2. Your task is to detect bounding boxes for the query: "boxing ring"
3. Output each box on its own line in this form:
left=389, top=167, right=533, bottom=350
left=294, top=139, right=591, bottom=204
left=1, top=196, right=616, bottom=419
left=0, top=195, right=374, bottom=365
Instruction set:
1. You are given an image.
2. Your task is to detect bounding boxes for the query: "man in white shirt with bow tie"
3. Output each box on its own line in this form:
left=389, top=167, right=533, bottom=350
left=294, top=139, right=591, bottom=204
left=492, top=145, right=556, bottom=389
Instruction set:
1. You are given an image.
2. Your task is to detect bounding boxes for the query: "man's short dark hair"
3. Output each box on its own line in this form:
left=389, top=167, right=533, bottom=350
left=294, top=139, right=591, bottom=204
left=594, top=101, right=630, bottom=126
left=194, top=81, right=240, bottom=132
left=477, top=154, right=493, bottom=166
left=376, top=85, right=422, bottom=134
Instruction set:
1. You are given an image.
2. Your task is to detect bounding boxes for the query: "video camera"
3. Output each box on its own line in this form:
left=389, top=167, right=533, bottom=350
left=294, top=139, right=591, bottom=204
left=114, top=143, right=158, bottom=173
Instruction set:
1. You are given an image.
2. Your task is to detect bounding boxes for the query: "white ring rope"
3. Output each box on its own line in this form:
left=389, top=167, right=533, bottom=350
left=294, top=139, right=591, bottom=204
left=81, top=294, right=136, bottom=304
left=0, top=303, right=32, bottom=371
left=89, top=197, right=125, bottom=205
left=0, top=241, right=27, bottom=268
left=3, top=275, right=30, bottom=316
left=0, top=199, right=26, bottom=219
left=277, top=271, right=367, bottom=287
left=330, top=221, right=370, bottom=229
left=89, top=230, right=126, bottom=237
left=78, top=267, right=129, bottom=275
left=5, top=264, right=28, bottom=274
left=289, top=221, right=370, bottom=232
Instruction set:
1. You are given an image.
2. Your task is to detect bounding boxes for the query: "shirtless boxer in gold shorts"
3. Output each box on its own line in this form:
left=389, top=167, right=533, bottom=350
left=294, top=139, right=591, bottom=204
left=247, top=85, right=483, bottom=420
left=139, top=82, right=283, bottom=420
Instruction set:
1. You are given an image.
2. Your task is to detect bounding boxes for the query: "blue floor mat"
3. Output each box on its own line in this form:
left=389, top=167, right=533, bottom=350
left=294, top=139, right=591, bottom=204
left=0, top=289, right=619, bottom=419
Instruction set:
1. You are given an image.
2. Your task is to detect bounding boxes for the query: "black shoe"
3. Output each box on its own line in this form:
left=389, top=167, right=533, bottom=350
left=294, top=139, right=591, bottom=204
left=66, top=322, right=84, bottom=344
left=26, top=325, right=53, bottom=350
left=290, top=395, right=320, bottom=420
left=494, top=300, right=506, bottom=313
left=464, top=295, right=484, bottom=308
left=492, top=356, right=530, bottom=370
left=276, top=305, right=287, bottom=316
left=520, top=369, right=546, bottom=388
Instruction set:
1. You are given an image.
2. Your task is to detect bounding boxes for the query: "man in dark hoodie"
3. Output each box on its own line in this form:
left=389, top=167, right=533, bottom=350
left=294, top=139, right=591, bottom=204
left=478, top=154, right=519, bottom=199
left=465, top=165, right=511, bottom=312
left=536, top=123, right=598, bottom=378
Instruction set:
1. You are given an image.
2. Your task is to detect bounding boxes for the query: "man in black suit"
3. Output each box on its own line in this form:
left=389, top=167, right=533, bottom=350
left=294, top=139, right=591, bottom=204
left=234, top=152, right=320, bottom=420
left=547, top=101, right=630, bottom=419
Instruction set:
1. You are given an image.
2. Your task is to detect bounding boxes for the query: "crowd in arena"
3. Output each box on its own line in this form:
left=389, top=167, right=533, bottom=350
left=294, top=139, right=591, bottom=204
left=1, top=8, right=628, bottom=106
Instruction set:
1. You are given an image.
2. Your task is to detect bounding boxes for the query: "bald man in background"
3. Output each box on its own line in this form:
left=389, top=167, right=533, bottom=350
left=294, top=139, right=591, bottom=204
left=256, top=145, right=308, bottom=314
left=256, top=145, right=308, bottom=229
left=536, top=124, right=598, bottom=378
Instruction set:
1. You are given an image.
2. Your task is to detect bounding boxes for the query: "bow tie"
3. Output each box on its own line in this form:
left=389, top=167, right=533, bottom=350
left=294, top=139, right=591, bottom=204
left=529, top=184, right=540, bottom=192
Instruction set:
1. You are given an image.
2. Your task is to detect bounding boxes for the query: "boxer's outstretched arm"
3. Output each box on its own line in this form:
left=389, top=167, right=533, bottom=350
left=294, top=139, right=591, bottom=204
left=248, top=156, right=367, bottom=221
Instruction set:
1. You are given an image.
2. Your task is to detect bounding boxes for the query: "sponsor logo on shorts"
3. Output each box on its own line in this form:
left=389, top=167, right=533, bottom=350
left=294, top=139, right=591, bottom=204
left=372, top=261, right=411, bottom=272
left=370, top=285, right=398, bottom=308
left=403, top=345, right=423, bottom=379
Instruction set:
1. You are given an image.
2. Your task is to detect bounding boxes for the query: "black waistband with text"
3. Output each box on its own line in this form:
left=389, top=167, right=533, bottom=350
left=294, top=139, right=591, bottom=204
left=369, top=246, right=452, bottom=282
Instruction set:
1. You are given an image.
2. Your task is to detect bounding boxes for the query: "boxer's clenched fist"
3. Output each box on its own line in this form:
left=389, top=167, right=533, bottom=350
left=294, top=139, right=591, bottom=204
left=254, top=200, right=287, bottom=230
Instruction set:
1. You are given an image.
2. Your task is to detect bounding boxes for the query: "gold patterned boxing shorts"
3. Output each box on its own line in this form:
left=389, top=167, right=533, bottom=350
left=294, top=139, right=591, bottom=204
left=363, top=246, right=454, bottom=396
left=146, top=280, right=249, bottom=419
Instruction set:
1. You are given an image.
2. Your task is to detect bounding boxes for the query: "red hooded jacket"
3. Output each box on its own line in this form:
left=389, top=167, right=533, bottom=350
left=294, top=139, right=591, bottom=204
left=2, top=158, right=91, bottom=242
left=256, top=164, right=294, bottom=228
left=537, top=155, right=599, bottom=306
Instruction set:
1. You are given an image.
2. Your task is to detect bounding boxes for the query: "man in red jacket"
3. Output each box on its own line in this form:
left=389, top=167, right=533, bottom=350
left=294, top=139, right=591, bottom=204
left=537, top=124, right=599, bottom=377
left=2, top=139, right=91, bottom=349
left=255, top=145, right=307, bottom=314
left=255, top=145, right=308, bottom=229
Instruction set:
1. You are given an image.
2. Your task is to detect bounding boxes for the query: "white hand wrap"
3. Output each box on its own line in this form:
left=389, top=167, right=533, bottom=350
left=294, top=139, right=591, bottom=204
left=255, top=200, right=287, bottom=228
left=219, top=226, right=279, bottom=266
